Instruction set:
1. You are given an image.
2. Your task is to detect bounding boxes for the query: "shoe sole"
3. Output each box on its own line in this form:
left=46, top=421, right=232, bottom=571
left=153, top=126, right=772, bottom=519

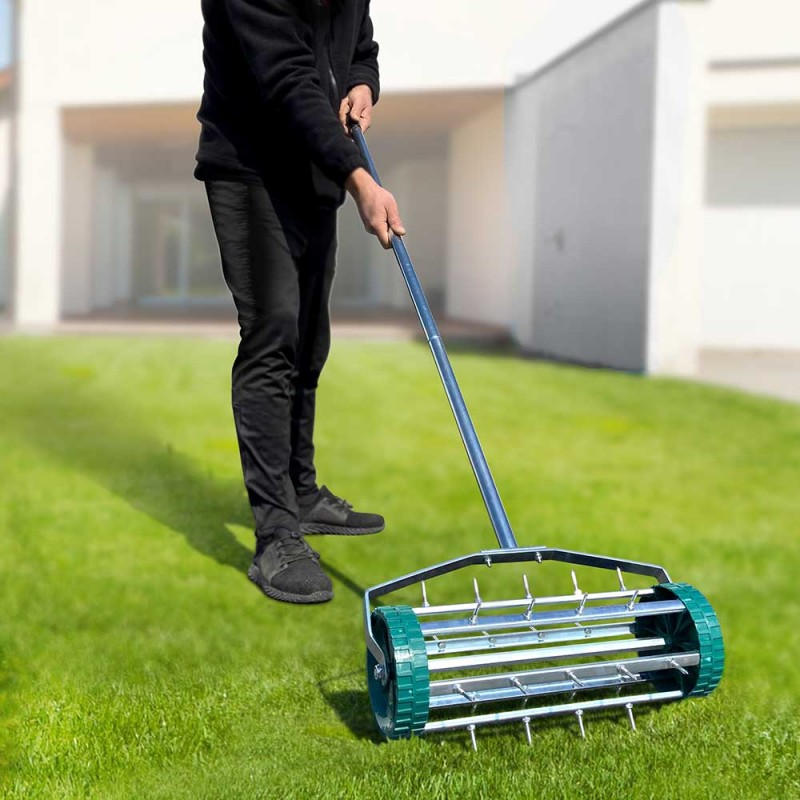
left=299, top=522, right=385, bottom=536
left=247, top=564, right=333, bottom=605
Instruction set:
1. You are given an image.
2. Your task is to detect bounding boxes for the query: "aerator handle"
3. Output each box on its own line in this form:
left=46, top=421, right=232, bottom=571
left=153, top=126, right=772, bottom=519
left=350, top=124, right=518, bottom=550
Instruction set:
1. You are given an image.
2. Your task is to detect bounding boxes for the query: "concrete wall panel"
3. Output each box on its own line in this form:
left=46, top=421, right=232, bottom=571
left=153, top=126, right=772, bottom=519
left=0, top=112, right=11, bottom=310
left=47, top=0, right=552, bottom=105
left=704, top=126, right=800, bottom=349
left=508, top=6, right=658, bottom=370
left=645, top=1, right=708, bottom=376
left=706, top=0, right=800, bottom=62
left=446, top=100, right=514, bottom=327
left=61, top=142, right=95, bottom=315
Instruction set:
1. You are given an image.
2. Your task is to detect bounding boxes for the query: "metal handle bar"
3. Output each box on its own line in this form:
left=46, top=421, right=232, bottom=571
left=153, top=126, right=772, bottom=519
left=350, top=123, right=517, bottom=549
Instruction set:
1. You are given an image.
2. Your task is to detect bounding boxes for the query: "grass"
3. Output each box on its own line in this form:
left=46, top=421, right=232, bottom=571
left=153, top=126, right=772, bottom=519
left=0, top=335, right=798, bottom=800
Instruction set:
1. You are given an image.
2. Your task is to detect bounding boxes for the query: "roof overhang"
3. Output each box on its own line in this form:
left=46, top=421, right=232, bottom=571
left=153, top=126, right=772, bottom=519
left=61, top=87, right=503, bottom=147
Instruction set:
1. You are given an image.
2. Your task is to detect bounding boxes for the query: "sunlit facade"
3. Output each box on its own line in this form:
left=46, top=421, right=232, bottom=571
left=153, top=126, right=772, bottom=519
left=4, top=0, right=800, bottom=375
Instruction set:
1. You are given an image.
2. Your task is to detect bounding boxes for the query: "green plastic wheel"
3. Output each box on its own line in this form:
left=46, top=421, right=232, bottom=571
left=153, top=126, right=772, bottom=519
left=366, top=606, right=430, bottom=739
left=634, top=582, right=724, bottom=696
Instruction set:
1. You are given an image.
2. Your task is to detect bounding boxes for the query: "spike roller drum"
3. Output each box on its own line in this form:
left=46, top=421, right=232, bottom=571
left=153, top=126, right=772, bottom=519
left=351, top=124, right=724, bottom=748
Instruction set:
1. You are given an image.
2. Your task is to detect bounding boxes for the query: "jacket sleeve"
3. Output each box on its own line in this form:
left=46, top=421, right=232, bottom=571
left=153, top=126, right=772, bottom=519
left=224, top=0, right=365, bottom=185
left=346, top=1, right=380, bottom=104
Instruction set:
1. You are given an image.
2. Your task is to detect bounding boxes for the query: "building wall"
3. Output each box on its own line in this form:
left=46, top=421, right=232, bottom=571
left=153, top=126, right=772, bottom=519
left=61, top=142, right=94, bottom=315
left=705, top=0, right=800, bottom=61
left=445, top=100, right=513, bottom=328
left=645, top=0, right=708, bottom=376
left=45, top=0, right=552, bottom=106
left=15, top=0, right=62, bottom=326
left=52, top=0, right=204, bottom=105
left=0, top=109, right=11, bottom=310
left=704, top=126, right=800, bottom=349
left=506, top=4, right=659, bottom=370
left=374, top=0, right=552, bottom=92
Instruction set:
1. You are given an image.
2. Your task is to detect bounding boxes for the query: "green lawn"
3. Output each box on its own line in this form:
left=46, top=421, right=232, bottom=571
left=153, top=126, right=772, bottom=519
left=0, top=336, right=798, bottom=800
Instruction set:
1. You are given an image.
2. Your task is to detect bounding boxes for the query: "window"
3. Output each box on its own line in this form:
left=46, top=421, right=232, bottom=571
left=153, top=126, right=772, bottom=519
left=0, top=0, right=13, bottom=70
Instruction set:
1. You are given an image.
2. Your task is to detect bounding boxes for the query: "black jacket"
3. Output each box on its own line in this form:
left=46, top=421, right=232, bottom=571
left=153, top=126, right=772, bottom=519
left=195, top=0, right=380, bottom=209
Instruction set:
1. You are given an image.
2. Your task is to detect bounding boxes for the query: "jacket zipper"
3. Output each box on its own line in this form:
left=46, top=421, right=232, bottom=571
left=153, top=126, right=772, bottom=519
left=326, top=12, right=338, bottom=101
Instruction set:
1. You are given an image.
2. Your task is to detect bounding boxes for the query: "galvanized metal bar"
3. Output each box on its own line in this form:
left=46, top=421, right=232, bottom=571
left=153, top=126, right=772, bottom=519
left=352, top=123, right=517, bottom=550
left=429, top=652, right=699, bottom=695
left=430, top=674, right=645, bottom=709
left=413, top=588, right=656, bottom=617
left=424, top=621, right=635, bottom=656
left=420, top=599, right=685, bottom=638
left=427, top=636, right=667, bottom=673
left=423, top=690, right=684, bottom=732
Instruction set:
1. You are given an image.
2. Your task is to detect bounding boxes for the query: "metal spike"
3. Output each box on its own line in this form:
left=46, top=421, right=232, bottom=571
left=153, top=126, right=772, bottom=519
left=575, top=592, right=589, bottom=616
left=535, top=551, right=543, bottom=563
left=454, top=683, right=473, bottom=702
left=523, top=716, right=532, bottom=746
left=626, top=588, right=640, bottom=612
left=566, top=670, right=586, bottom=688
left=510, top=676, right=528, bottom=695
left=522, top=574, right=536, bottom=621
left=625, top=702, right=637, bottom=732
left=524, top=598, right=536, bottom=621
left=468, top=724, right=478, bottom=751
left=484, top=555, right=493, bottom=568
left=575, top=709, right=586, bottom=738
left=571, top=570, right=582, bottom=595
left=616, top=567, right=627, bottom=592
left=668, top=658, right=690, bottom=676
left=420, top=580, right=430, bottom=608
left=468, top=578, right=482, bottom=625
left=617, top=665, right=638, bottom=682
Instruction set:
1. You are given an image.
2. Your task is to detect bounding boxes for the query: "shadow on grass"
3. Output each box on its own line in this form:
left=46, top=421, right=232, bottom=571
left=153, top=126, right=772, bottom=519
left=14, top=361, right=250, bottom=575
left=317, top=671, right=384, bottom=743
left=12, top=354, right=368, bottom=600
left=318, top=678, right=670, bottom=747
left=0, top=642, right=18, bottom=777
left=323, top=562, right=368, bottom=598
left=324, top=689, right=382, bottom=742
left=316, top=645, right=671, bottom=746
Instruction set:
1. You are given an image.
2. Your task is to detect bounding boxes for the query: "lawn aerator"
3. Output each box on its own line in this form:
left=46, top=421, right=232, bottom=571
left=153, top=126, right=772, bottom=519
left=351, top=124, right=724, bottom=749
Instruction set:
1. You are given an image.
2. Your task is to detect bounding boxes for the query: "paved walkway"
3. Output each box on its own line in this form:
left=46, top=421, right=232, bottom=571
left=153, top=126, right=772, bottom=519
left=697, top=349, right=800, bottom=404
left=42, top=314, right=511, bottom=348
left=4, top=316, right=796, bottom=404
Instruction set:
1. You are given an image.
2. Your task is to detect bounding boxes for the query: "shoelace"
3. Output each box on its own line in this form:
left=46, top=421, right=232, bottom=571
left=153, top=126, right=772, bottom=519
left=329, top=494, right=353, bottom=512
left=274, top=532, right=320, bottom=566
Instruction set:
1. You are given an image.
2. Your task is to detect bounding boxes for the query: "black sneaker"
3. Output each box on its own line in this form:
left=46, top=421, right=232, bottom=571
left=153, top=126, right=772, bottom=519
left=247, top=527, right=333, bottom=604
left=298, top=485, right=385, bottom=536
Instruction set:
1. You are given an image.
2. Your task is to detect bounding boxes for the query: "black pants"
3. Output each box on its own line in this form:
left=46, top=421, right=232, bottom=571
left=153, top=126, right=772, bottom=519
left=205, top=180, right=337, bottom=535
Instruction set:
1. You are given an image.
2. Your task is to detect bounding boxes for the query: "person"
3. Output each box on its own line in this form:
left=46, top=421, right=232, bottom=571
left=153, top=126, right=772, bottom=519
left=194, top=0, right=405, bottom=605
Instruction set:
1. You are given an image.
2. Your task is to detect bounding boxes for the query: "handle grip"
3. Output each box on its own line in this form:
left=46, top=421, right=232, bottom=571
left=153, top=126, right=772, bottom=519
left=350, top=123, right=383, bottom=187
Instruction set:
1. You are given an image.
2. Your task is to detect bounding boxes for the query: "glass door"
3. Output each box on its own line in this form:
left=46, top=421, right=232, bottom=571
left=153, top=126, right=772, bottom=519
left=131, top=184, right=224, bottom=308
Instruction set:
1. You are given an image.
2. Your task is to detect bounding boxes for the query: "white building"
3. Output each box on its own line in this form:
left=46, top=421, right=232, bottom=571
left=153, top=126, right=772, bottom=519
left=3, top=0, right=800, bottom=377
